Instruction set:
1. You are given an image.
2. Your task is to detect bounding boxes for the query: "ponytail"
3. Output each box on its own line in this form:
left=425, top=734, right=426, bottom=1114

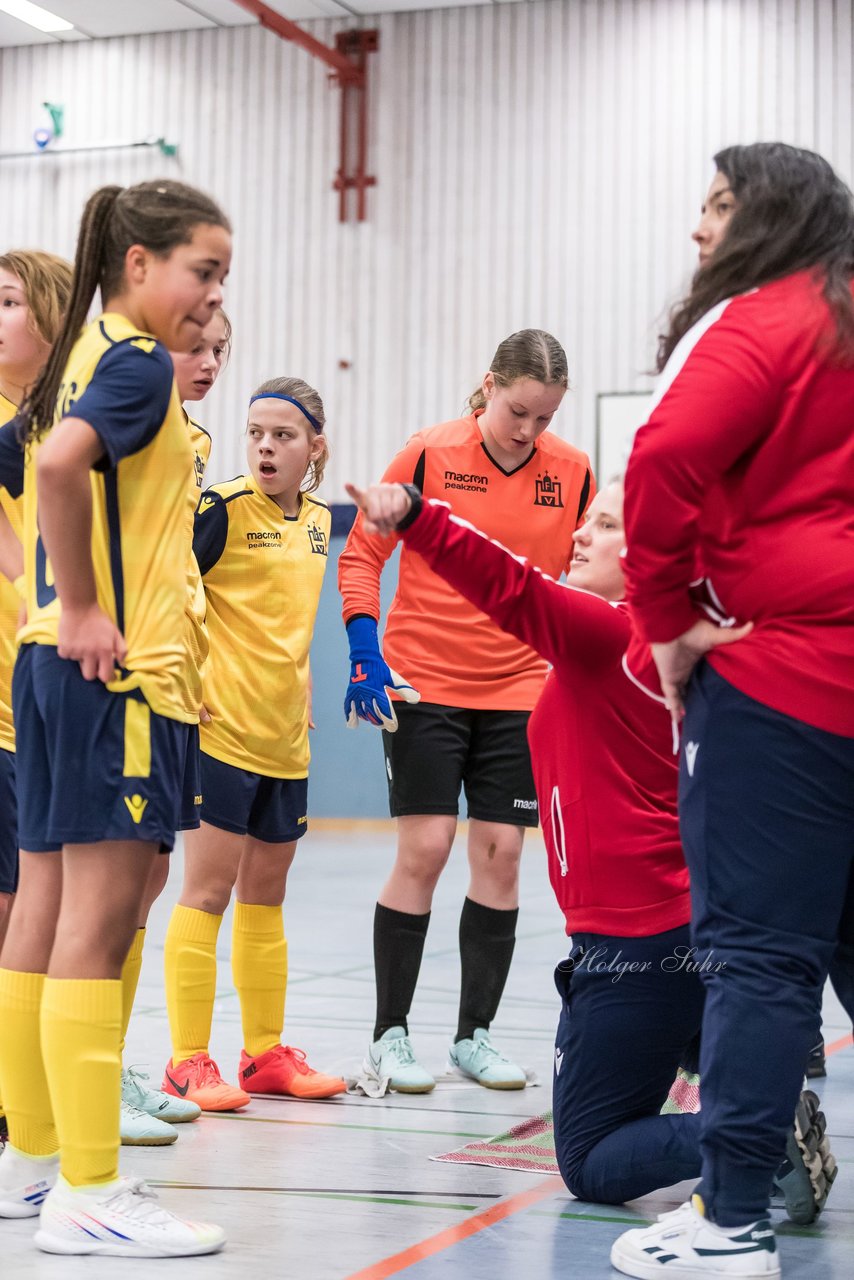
left=18, top=178, right=231, bottom=445
left=19, top=187, right=121, bottom=444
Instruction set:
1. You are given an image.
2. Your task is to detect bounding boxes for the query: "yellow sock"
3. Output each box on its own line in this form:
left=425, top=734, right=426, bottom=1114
left=0, top=968, right=57, bottom=1155
left=40, top=977, right=121, bottom=1186
left=120, top=927, right=146, bottom=1053
left=164, top=904, right=222, bottom=1064
left=232, top=902, right=288, bottom=1058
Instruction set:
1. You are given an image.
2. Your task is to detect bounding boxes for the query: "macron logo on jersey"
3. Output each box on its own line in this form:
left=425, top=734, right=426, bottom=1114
left=246, top=531, right=282, bottom=549
left=445, top=470, right=488, bottom=494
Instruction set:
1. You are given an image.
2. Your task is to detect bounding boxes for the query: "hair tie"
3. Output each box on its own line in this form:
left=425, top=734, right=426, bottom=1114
left=249, top=392, right=322, bottom=433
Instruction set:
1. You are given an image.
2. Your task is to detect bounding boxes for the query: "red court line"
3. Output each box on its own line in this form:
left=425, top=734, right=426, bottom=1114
left=349, top=1030, right=853, bottom=1279
left=343, top=1176, right=562, bottom=1280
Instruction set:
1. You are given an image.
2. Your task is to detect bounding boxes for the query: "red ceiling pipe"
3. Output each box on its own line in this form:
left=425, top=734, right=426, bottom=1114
left=230, top=0, right=361, bottom=81
left=229, top=0, right=379, bottom=220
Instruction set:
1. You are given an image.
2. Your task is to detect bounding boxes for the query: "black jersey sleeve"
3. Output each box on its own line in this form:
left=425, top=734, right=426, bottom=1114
left=0, top=421, right=24, bottom=498
left=193, top=490, right=229, bottom=575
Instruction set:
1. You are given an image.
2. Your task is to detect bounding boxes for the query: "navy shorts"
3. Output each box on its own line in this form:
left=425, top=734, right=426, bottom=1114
left=382, top=703, right=538, bottom=827
left=0, top=747, right=17, bottom=893
left=13, top=644, right=187, bottom=853
left=178, top=724, right=202, bottom=832
left=199, top=751, right=308, bottom=844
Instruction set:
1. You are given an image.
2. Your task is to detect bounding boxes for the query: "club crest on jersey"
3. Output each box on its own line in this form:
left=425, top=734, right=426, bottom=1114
left=194, top=454, right=206, bottom=488
left=534, top=471, right=564, bottom=507
left=307, top=525, right=328, bottom=556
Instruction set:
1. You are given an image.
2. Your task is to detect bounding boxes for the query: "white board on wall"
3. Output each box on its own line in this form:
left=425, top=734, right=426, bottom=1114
left=595, top=392, right=654, bottom=483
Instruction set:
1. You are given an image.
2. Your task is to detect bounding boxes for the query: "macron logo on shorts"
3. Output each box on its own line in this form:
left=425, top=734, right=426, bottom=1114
left=685, top=741, right=700, bottom=778
left=513, top=798, right=538, bottom=810
left=124, top=794, right=149, bottom=824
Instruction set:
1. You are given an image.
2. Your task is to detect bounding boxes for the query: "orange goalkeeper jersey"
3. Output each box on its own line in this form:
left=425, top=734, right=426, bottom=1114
left=339, top=410, right=594, bottom=710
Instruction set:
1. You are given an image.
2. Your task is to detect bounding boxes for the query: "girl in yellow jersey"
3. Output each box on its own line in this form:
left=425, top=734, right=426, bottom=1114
left=0, top=180, right=231, bottom=1258
left=115, top=308, right=233, bottom=1148
left=161, top=377, right=346, bottom=1109
left=0, top=251, right=72, bottom=954
left=0, top=250, right=72, bottom=1155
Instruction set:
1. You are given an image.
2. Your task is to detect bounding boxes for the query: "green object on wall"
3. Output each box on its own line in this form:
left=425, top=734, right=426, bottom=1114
left=43, top=102, right=64, bottom=140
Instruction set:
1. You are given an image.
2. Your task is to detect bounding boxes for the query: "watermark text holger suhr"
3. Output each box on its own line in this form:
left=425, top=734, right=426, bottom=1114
left=573, top=945, right=726, bottom=983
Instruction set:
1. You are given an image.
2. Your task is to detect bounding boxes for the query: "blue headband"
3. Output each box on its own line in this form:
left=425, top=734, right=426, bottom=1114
left=249, top=392, right=322, bottom=433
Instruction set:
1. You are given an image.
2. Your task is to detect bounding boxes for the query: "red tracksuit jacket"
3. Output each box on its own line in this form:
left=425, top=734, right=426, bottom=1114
left=400, top=498, right=690, bottom=938
left=624, top=271, right=854, bottom=738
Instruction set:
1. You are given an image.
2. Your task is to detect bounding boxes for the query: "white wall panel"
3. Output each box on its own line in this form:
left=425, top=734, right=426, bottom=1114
left=1, top=0, right=852, bottom=498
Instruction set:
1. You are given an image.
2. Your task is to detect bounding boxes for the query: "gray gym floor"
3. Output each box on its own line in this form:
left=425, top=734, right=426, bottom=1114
left=4, top=826, right=853, bottom=1277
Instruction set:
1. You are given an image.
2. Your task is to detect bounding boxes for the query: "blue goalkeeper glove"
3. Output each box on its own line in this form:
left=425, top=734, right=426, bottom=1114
left=344, top=616, right=420, bottom=731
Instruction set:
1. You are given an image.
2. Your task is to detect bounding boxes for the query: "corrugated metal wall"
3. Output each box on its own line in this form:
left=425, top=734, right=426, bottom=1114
left=1, top=0, right=852, bottom=496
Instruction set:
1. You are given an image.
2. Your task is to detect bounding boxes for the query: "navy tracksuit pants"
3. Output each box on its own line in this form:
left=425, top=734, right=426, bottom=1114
left=552, top=924, right=705, bottom=1203
left=680, top=663, right=854, bottom=1226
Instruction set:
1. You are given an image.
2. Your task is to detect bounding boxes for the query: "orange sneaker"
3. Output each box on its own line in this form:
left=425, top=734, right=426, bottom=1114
left=161, top=1053, right=251, bottom=1112
left=238, top=1045, right=347, bottom=1099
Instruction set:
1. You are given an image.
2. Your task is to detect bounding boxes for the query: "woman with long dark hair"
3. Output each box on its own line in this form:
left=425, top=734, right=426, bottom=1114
left=614, top=142, right=854, bottom=1277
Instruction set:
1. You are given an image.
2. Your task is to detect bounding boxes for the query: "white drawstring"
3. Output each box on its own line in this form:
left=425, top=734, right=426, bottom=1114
left=551, top=785, right=568, bottom=878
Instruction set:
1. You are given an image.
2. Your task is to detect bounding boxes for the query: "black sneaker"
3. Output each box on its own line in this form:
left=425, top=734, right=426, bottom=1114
left=772, top=1089, right=837, bottom=1224
left=805, top=1038, right=826, bottom=1078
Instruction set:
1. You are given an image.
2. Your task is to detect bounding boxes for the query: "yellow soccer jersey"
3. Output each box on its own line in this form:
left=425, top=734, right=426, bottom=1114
left=14, top=313, right=195, bottom=722
left=194, top=474, right=330, bottom=778
left=0, top=392, right=23, bottom=751
left=176, top=414, right=213, bottom=721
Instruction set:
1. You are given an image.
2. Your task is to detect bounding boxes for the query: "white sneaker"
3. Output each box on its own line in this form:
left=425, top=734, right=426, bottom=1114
left=122, top=1066, right=201, bottom=1124
left=610, top=1195, right=780, bottom=1278
left=0, top=1144, right=59, bottom=1218
left=35, top=1173, right=226, bottom=1257
left=120, top=1100, right=177, bottom=1146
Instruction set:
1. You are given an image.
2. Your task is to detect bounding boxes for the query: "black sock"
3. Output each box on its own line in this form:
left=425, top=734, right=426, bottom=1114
left=456, top=897, right=518, bottom=1043
left=373, top=903, right=431, bottom=1042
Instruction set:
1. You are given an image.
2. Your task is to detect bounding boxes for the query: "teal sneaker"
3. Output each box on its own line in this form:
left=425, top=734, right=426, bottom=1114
left=122, top=1067, right=201, bottom=1125
left=366, top=1027, right=435, bottom=1093
left=449, top=1029, right=526, bottom=1089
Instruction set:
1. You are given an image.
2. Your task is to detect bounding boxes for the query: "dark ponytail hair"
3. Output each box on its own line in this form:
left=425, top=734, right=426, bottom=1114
left=468, top=329, right=569, bottom=412
left=658, top=142, right=854, bottom=370
left=19, top=179, right=231, bottom=444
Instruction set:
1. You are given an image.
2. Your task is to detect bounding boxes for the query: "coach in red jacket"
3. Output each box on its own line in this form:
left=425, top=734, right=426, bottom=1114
left=619, top=143, right=854, bottom=1276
